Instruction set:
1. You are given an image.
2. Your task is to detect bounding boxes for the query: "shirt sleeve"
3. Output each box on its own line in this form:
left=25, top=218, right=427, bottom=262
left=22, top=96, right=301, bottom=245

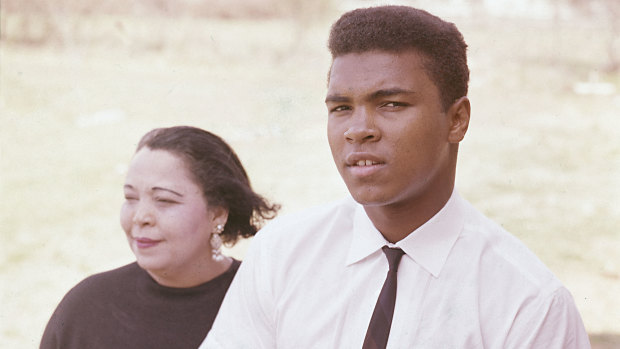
left=504, top=286, right=591, bottom=349
left=199, top=232, right=277, bottom=349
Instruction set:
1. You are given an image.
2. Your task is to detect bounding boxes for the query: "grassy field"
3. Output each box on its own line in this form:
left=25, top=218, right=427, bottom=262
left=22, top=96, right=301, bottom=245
left=1, top=5, right=619, bottom=348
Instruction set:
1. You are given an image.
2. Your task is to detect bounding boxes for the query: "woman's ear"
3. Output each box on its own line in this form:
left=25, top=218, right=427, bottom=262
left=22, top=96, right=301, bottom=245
left=447, top=96, right=470, bottom=144
left=211, top=206, right=229, bottom=227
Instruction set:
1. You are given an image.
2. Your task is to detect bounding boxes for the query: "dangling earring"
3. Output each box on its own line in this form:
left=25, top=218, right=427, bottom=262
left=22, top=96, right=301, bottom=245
left=210, top=223, right=224, bottom=261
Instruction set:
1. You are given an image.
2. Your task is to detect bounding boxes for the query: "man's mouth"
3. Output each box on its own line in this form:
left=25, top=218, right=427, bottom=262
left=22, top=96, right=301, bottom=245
left=354, top=160, right=381, bottom=166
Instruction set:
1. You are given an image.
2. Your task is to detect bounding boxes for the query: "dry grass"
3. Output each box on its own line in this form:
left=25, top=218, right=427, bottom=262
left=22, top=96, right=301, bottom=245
left=1, top=6, right=619, bottom=348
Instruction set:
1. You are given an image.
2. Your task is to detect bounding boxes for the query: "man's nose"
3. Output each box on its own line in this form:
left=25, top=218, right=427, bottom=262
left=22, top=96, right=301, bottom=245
left=344, top=107, right=381, bottom=143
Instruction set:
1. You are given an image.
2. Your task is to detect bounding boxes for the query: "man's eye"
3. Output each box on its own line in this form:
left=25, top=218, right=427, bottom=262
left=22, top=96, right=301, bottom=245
left=124, top=196, right=137, bottom=201
left=331, top=105, right=351, bottom=113
left=382, top=102, right=407, bottom=108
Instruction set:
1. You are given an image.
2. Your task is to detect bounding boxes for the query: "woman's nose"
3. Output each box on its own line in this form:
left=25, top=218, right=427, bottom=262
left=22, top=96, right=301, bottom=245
left=132, top=202, right=154, bottom=226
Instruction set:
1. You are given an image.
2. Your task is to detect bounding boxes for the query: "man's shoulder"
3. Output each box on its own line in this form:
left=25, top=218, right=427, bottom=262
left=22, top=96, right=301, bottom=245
left=457, top=198, right=561, bottom=293
left=243, top=196, right=360, bottom=269
left=257, top=196, right=357, bottom=238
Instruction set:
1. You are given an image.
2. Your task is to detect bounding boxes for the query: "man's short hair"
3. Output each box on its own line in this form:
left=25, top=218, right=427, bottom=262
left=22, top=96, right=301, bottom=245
left=328, top=5, right=469, bottom=110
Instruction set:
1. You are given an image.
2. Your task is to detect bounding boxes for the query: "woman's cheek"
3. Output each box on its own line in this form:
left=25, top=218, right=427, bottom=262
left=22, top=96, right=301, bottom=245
left=119, top=203, right=133, bottom=235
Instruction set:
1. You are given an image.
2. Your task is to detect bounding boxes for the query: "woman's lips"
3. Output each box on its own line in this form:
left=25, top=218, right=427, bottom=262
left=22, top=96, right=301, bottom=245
left=135, top=237, right=162, bottom=248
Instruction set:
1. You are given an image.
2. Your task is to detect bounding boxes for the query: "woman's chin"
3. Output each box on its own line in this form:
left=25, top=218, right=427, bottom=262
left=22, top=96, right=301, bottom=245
left=135, top=256, right=167, bottom=274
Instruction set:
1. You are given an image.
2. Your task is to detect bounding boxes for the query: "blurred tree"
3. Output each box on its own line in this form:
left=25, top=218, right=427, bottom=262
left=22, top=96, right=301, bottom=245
left=0, top=0, right=335, bottom=46
left=565, top=0, right=619, bottom=72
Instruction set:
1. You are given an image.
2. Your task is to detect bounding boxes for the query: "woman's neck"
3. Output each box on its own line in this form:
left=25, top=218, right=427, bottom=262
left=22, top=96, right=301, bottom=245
left=146, top=256, right=233, bottom=288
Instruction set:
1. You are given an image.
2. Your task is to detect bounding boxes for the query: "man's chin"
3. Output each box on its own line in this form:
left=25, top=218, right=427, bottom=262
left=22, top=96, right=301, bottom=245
left=348, top=190, right=390, bottom=207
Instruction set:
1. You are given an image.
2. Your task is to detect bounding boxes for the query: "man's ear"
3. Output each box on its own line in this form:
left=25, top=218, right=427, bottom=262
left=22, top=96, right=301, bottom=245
left=447, top=96, right=470, bottom=143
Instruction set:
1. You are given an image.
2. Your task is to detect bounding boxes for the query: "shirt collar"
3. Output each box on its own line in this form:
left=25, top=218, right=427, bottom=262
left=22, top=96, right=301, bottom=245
left=345, top=190, right=465, bottom=278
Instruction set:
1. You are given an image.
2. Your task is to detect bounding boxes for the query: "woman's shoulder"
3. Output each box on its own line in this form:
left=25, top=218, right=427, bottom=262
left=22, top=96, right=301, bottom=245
left=79, top=262, right=139, bottom=284
left=41, top=262, right=142, bottom=345
left=60, top=262, right=140, bottom=303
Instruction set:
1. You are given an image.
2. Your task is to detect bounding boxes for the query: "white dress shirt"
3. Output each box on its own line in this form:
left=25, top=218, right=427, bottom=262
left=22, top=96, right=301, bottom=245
left=201, top=190, right=590, bottom=348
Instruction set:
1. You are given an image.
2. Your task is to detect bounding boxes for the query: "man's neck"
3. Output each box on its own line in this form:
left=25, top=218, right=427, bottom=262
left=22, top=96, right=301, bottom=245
left=363, top=185, right=454, bottom=243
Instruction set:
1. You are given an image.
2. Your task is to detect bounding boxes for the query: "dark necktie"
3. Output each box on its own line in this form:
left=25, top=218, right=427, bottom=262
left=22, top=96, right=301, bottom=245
left=362, top=246, right=405, bottom=349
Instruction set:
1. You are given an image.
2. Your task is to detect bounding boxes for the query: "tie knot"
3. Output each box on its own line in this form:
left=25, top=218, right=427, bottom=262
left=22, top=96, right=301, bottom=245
left=381, top=246, right=405, bottom=272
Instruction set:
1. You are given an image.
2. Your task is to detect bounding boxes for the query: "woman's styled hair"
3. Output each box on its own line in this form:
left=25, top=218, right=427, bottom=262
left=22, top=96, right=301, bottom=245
left=328, top=5, right=469, bottom=111
left=137, top=126, right=279, bottom=244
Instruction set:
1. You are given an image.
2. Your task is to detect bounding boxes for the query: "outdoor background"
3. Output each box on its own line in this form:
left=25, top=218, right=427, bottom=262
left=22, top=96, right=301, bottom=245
left=1, top=0, right=619, bottom=347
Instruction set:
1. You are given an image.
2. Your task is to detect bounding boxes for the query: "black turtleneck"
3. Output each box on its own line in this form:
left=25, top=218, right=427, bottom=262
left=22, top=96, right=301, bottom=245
left=40, top=260, right=240, bottom=349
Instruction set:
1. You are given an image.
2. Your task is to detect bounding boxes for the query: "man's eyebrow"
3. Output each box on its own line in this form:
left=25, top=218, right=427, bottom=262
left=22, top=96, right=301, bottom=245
left=368, top=88, right=416, bottom=100
left=325, top=94, right=351, bottom=103
left=152, top=187, right=183, bottom=197
left=325, top=88, right=416, bottom=104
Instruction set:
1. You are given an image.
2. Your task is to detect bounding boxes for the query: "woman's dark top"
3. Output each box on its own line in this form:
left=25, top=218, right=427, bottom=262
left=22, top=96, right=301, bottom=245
left=40, top=259, right=240, bottom=349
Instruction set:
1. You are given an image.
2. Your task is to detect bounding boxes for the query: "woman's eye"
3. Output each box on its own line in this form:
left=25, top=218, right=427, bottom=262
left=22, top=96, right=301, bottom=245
left=124, top=196, right=137, bottom=201
left=155, top=198, right=177, bottom=204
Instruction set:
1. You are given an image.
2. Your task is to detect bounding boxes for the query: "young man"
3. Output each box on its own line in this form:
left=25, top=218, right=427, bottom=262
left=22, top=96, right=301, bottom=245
left=201, top=6, right=590, bottom=348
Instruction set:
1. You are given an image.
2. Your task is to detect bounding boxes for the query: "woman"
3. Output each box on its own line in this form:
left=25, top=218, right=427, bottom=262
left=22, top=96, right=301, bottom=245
left=40, top=126, right=279, bottom=349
